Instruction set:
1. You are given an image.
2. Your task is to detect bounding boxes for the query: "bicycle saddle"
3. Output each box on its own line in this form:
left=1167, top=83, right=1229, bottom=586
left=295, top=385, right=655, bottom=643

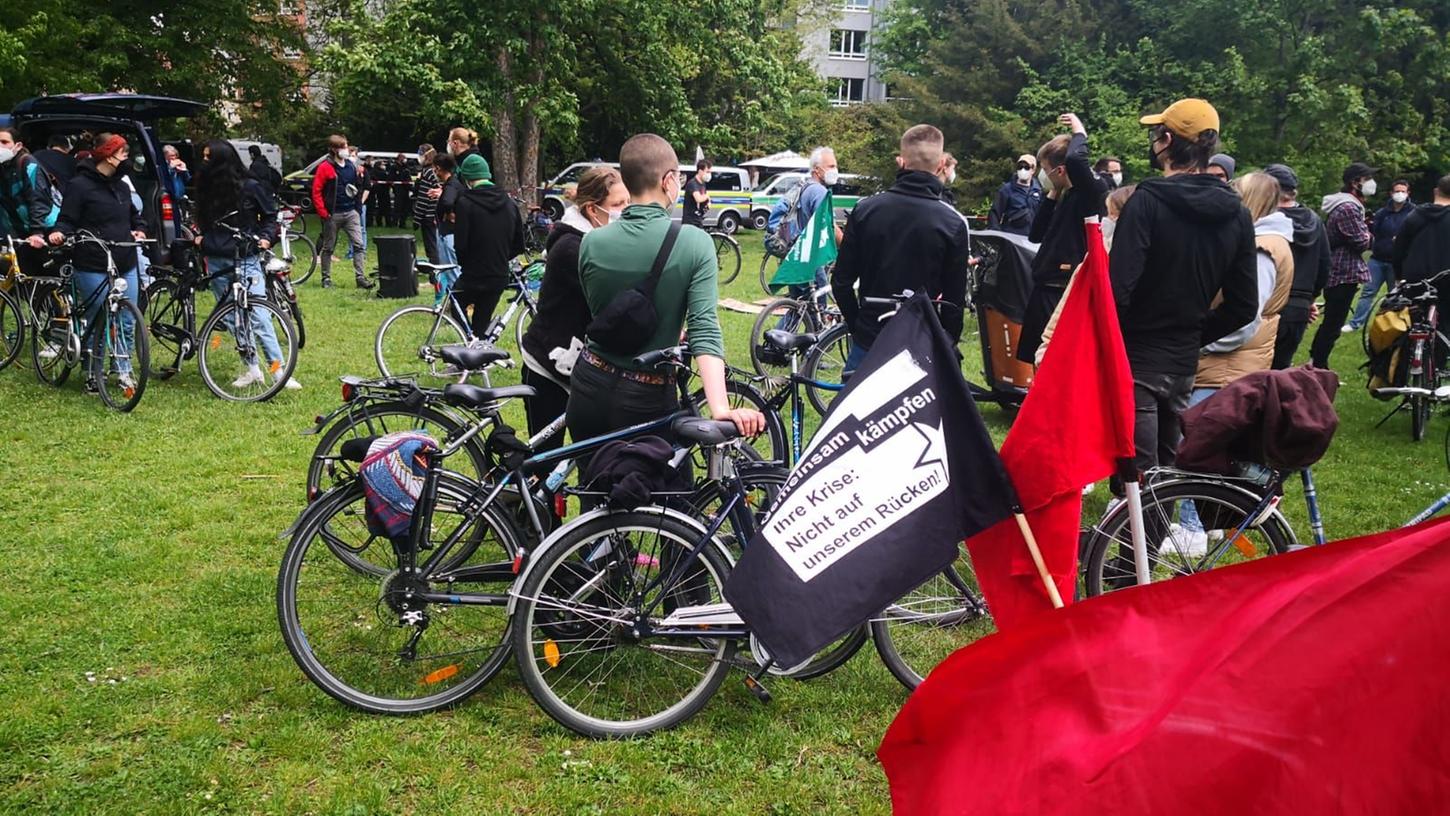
left=442, top=383, right=536, bottom=410
left=338, top=437, right=379, bottom=462
left=671, top=417, right=741, bottom=446
left=763, top=329, right=817, bottom=352
left=439, top=344, right=509, bottom=371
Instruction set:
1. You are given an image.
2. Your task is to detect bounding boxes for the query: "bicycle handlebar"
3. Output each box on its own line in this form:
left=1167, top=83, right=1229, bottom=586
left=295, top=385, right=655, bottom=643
left=632, top=344, right=691, bottom=369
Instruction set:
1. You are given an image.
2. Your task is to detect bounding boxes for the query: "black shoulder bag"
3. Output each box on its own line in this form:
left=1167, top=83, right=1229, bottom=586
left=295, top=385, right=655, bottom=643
left=586, top=222, right=682, bottom=354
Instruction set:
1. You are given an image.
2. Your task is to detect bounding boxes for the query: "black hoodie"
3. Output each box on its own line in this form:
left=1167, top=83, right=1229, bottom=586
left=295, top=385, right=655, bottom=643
left=1280, top=203, right=1331, bottom=319
left=521, top=221, right=590, bottom=376
left=452, top=182, right=525, bottom=289
left=1392, top=203, right=1450, bottom=285
left=831, top=169, right=972, bottom=349
left=54, top=158, right=145, bottom=273
left=1108, top=173, right=1257, bottom=377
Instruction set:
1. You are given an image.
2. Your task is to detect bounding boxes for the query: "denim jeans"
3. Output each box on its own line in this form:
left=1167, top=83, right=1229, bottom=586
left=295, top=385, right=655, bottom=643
left=73, top=266, right=139, bottom=378
left=777, top=266, right=828, bottom=329
left=842, top=338, right=869, bottom=382
left=206, top=255, right=284, bottom=368
left=1349, top=258, right=1394, bottom=329
left=439, top=233, right=457, bottom=267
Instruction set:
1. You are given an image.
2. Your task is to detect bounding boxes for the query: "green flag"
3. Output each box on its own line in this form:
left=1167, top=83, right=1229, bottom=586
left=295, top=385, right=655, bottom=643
left=770, top=191, right=837, bottom=290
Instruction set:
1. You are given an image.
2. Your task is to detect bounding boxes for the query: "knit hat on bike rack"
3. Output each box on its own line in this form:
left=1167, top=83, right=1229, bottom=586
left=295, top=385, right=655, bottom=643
left=458, top=154, right=492, bottom=183
left=92, top=134, right=128, bottom=160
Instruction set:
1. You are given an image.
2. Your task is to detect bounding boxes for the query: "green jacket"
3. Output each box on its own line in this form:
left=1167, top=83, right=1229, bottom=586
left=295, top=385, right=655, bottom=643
left=578, top=203, right=724, bottom=369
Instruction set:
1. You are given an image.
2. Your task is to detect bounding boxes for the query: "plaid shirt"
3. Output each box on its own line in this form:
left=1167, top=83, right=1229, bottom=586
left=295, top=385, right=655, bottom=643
left=1325, top=198, right=1371, bottom=288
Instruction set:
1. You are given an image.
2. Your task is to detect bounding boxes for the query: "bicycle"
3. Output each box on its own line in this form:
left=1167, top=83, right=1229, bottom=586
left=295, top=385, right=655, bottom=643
left=0, top=235, right=33, bottom=371
left=707, top=229, right=741, bottom=285
left=262, top=249, right=306, bottom=349
left=373, top=258, right=542, bottom=384
left=1367, top=270, right=1450, bottom=441
left=748, top=282, right=840, bottom=387
left=29, top=232, right=151, bottom=411
left=276, top=203, right=319, bottom=285
left=143, top=230, right=299, bottom=401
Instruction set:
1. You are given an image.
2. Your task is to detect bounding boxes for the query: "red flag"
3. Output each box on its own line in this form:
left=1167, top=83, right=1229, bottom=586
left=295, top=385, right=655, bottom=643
left=964, top=221, right=1135, bottom=628
left=880, top=518, right=1450, bottom=815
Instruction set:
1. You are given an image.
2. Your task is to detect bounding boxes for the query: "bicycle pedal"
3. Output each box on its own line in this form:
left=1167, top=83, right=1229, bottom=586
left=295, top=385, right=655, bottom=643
left=743, top=674, right=772, bottom=703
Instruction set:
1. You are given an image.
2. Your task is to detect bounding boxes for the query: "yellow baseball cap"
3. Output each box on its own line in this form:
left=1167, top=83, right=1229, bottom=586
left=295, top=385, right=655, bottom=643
left=1140, top=98, right=1220, bottom=139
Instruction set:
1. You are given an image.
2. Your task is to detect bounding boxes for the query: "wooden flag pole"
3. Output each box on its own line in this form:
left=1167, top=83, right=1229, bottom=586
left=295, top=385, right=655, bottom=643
left=1013, top=512, right=1065, bottom=609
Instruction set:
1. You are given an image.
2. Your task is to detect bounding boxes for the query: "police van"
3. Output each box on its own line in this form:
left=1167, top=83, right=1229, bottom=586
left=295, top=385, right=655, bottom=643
left=538, top=161, right=753, bottom=233
left=749, top=173, right=868, bottom=230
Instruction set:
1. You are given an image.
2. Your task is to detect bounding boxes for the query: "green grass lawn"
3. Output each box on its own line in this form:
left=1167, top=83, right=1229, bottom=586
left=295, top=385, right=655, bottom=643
left=1, top=226, right=1444, bottom=814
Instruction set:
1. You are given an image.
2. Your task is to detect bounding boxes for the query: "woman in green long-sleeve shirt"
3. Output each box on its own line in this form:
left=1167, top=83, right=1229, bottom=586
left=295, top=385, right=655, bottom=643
left=566, top=134, right=763, bottom=445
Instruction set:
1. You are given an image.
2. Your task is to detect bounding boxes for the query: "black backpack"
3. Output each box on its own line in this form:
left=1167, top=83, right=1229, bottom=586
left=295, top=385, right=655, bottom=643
left=586, top=223, right=681, bottom=354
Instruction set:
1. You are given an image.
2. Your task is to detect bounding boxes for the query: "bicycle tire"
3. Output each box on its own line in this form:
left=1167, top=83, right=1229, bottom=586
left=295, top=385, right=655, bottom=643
left=30, top=287, right=74, bottom=387
left=1083, top=478, right=1295, bottom=597
left=268, top=277, right=306, bottom=349
left=512, top=511, right=736, bottom=738
left=291, top=212, right=311, bottom=235
left=0, top=287, right=23, bottom=371
left=758, top=253, right=784, bottom=296
left=512, top=299, right=533, bottom=355
left=712, top=233, right=742, bottom=285
left=198, top=297, right=298, bottom=402
left=690, top=379, right=788, bottom=465
left=749, top=296, right=820, bottom=385
left=288, top=234, right=318, bottom=285
left=96, top=298, right=149, bottom=412
left=802, top=323, right=853, bottom=415
left=1411, top=340, right=1430, bottom=442
left=374, top=305, right=469, bottom=384
left=869, top=558, right=989, bottom=690
left=277, top=476, right=523, bottom=714
left=684, top=465, right=870, bottom=680
left=306, top=401, right=490, bottom=500
left=143, top=279, right=186, bottom=380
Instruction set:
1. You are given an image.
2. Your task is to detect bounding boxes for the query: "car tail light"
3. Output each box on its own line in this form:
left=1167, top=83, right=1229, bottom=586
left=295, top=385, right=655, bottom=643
left=160, top=193, right=175, bottom=223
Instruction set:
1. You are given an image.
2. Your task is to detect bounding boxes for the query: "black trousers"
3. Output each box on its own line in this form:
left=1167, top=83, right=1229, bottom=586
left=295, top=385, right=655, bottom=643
left=566, top=356, right=680, bottom=445
left=451, top=285, right=505, bottom=339
left=1308, top=283, right=1358, bottom=369
left=522, top=363, right=570, bottom=453
left=1273, top=315, right=1309, bottom=370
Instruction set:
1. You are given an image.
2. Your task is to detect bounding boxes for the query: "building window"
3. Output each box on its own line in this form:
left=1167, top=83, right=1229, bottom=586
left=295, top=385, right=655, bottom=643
left=831, top=77, right=866, bottom=106
left=843, top=0, right=870, bottom=9
left=829, top=29, right=868, bottom=60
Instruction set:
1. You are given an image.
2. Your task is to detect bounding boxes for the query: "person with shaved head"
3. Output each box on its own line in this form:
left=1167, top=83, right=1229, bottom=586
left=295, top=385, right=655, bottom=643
left=830, top=124, right=972, bottom=375
left=569, top=133, right=764, bottom=448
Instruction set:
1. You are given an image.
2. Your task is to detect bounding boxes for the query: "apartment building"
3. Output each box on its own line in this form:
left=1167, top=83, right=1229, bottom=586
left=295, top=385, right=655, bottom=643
left=799, top=0, right=892, bottom=105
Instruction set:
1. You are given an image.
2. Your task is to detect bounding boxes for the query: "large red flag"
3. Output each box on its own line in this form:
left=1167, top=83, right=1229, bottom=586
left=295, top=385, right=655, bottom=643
left=879, top=518, right=1450, bottom=814
left=964, top=220, right=1135, bottom=628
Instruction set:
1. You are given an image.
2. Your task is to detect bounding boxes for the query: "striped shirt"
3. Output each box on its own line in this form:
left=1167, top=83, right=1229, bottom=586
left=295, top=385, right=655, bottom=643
left=412, top=168, right=440, bottom=225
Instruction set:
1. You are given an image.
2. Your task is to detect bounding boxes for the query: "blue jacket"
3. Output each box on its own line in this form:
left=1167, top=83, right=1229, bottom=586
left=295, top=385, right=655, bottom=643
left=1371, top=201, right=1416, bottom=261
left=163, top=164, right=191, bottom=202
left=987, top=179, right=1042, bottom=236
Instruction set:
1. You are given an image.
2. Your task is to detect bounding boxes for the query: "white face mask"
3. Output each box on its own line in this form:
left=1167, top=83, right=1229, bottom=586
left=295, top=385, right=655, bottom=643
left=1037, top=168, right=1051, bottom=189
left=606, top=208, right=624, bottom=223
left=823, top=168, right=840, bottom=186
left=1392, top=191, right=1409, bottom=204
left=945, top=170, right=956, bottom=185
left=1016, top=168, right=1033, bottom=183
left=0, top=147, right=14, bottom=164
left=1361, top=178, right=1378, bottom=197
left=1111, top=171, right=1124, bottom=187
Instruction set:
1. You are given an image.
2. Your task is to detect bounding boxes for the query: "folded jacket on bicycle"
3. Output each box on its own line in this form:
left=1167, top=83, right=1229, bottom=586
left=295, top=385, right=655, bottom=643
left=582, top=436, right=688, bottom=510
left=1176, top=366, right=1339, bottom=474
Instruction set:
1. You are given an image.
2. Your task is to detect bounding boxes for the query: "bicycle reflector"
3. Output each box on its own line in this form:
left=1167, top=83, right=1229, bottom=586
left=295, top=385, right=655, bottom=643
left=341, top=381, right=355, bottom=402
left=543, top=640, right=561, bottom=669
left=421, top=664, right=460, bottom=685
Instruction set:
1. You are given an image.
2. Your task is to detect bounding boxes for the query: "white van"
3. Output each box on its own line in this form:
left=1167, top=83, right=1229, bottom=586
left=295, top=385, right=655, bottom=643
left=229, top=140, right=282, bottom=176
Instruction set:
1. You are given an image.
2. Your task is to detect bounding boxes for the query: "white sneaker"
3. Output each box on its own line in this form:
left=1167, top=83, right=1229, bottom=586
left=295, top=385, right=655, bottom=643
left=282, top=376, right=303, bottom=390
left=1159, top=523, right=1209, bottom=557
left=37, top=344, right=58, bottom=360
left=232, top=366, right=265, bottom=388
left=1340, top=324, right=1356, bottom=334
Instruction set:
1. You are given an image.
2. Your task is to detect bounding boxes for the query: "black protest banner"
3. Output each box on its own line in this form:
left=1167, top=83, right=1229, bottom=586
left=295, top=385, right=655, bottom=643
left=723, top=294, right=1018, bottom=669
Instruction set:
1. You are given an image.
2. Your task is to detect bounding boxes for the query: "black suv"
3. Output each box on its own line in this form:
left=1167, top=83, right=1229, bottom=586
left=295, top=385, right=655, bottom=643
left=9, top=93, right=208, bottom=264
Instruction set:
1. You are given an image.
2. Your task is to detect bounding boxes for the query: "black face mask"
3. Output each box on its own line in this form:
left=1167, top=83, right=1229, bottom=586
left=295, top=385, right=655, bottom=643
left=1147, top=139, right=1167, bottom=172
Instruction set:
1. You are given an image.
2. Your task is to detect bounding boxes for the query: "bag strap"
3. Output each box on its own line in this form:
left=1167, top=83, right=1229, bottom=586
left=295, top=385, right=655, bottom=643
left=640, top=222, right=682, bottom=297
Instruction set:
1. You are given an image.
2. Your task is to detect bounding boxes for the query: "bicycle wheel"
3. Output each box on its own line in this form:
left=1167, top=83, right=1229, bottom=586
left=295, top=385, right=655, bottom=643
left=287, top=233, right=318, bottom=285
left=374, top=305, right=469, bottom=385
left=1411, top=342, right=1432, bottom=442
left=0, top=288, right=23, bottom=371
left=713, top=233, right=742, bottom=285
left=685, top=465, right=869, bottom=680
left=268, top=277, right=306, bottom=349
left=198, top=298, right=298, bottom=402
left=758, top=254, right=780, bottom=296
left=143, top=279, right=186, bottom=379
left=512, top=299, right=534, bottom=355
left=31, top=288, right=74, bottom=387
left=690, top=379, right=788, bottom=465
left=291, top=212, right=311, bottom=235
left=869, top=557, right=990, bottom=690
left=749, top=297, right=819, bottom=386
left=306, top=401, right=489, bottom=500
left=1083, top=478, right=1295, bottom=597
left=512, top=511, right=735, bottom=738
left=277, top=475, right=522, bottom=713
left=802, top=323, right=853, bottom=415
left=96, top=298, right=149, bottom=412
